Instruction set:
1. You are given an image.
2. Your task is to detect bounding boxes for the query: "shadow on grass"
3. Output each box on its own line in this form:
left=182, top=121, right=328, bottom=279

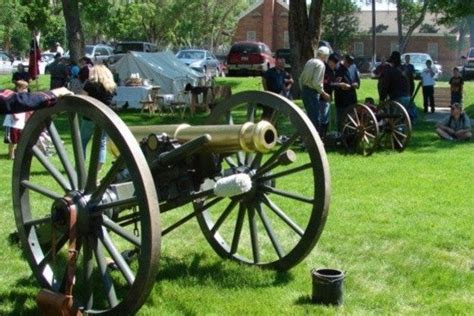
left=0, top=276, right=40, bottom=315
left=157, top=253, right=293, bottom=289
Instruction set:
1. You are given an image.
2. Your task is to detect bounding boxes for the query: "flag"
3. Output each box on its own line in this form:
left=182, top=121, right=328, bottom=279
left=28, top=35, right=41, bottom=80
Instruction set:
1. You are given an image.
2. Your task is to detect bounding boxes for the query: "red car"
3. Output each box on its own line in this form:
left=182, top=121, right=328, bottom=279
left=227, top=41, right=274, bottom=76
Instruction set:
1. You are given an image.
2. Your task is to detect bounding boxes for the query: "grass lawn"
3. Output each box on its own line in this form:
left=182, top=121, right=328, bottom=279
left=0, top=75, right=473, bottom=315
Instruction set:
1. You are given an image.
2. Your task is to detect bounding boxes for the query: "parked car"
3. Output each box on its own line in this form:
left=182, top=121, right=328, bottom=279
left=40, top=52, right=56, bottom=74
left=108, top=41, right=158, bottom=64
left=176, top=49, right=220, bottom=77
left=274, top=41, right=333, bottom=72
left=0, top=51, right=25, bottom=74
left=85, top=44, right=114, bottom=63
left=401, top=52, right=442, bottom=79
left=226, top=41, right=274, bottom=76
left=461, top=47, right=474, bottom=80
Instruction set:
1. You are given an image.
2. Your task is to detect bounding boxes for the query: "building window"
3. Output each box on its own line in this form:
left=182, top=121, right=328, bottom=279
left=354, top=42, right=364, bottom=57
left=427, top=43, right=438, bottom=60
left=247, top=31, right=256, bottom=41
left=283, top=31, right=289, bottom=48
left=390, top=42, right=399, bottom=53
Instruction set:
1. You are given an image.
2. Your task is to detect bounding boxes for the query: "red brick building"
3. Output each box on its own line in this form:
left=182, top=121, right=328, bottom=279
left=233, top=3, right=467, bottom=73
left=232, top=0, right=289, bottom=51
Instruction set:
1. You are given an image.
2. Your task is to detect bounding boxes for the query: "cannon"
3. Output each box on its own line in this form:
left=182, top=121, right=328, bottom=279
left=12, top=91, right=330, bottom=314
left=341, top=100, right=412, bottom=155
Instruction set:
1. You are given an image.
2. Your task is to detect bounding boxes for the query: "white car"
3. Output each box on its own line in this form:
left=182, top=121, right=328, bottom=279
left=176, top=49, right=220, bottom=77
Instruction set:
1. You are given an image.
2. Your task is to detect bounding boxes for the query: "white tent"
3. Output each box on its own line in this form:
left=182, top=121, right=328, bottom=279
left=112, top=51, right=204, bottom=94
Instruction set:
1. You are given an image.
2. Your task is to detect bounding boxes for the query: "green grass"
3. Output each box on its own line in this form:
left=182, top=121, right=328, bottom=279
left=0, top=76, right=473, bottom=315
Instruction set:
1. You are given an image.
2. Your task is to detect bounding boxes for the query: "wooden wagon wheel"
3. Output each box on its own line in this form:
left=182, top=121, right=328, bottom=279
left=378, top=100, right=412, bottom=152
left=12, top=96, right=160, bottom=315
left=194, top=91, right=331, bottom=270
left=341, top=104, right=379, bottom=156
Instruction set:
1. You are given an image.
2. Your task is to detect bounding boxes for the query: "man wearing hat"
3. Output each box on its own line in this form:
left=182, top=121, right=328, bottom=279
left=55, top=42, right=64, bottom=56
left=333, top=54, right=358, bottom=131
left=299, top=46, right=331, bottom=134
left=436, top=103, right=471, bottom=141
left=379, top=51, right=413, bottom=120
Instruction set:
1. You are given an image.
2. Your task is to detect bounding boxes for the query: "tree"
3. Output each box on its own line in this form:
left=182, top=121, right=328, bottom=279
left=321, top=0, right=360, bottom=52
left=289, top=0, right=324, bottom=97
left=430, top=1, right=474, bottom=48
left=62, top=0, right=84, bottom=63
left=395, top=0, right=430, bottom=53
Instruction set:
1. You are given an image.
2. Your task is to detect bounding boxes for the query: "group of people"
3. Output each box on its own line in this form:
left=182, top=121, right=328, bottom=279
left=261, top=46, right=471, bottom=143
left=2, top=56, right=117, bottom=167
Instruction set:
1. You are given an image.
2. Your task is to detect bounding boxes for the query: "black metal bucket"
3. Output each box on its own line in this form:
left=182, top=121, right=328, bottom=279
left=311, top=268, right=345, bottom=306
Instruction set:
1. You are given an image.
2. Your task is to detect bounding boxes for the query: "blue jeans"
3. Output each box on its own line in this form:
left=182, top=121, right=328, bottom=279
left=80, top=119, right=107, bottom=164
left=394, top=96, right=416, bottom=122
left=301, top=86, right=326, bottom=133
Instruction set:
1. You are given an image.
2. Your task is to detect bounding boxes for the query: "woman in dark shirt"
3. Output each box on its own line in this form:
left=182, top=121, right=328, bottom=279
left=80, top=64, right=117, bottom=170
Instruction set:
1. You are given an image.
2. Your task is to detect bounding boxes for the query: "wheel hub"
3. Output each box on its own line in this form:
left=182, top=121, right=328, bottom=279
left=51, top=192, right=95, bottom=236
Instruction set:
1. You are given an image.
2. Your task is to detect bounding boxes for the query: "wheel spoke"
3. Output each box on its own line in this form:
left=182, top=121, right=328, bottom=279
left=94, top=238, right=118, bottom=308
left=37, top=233, right=68, bottom=270
left=85, top=126, right=103, bottom=194
left=230, top=204, right=246, bottom=254
left=21, top=180, right=63, bottom=200
left=48, top=122, right=78, bottom=190
left=211, top=199, right=238, bottom=234
left=347, top=113, right=358, bottom=127
left=23, top=216, right=51, bottom=228
left=256, top=132, right=299, bottom=175
left=83, top=236, right=94, bottom=310
left=250, top=152, right=263, bottom=169
left=101, top=228, right=135, bottom=286
left=259, top=162, right=311, bottom=182
left=96, top=196, right=138, bottom=212
left=163, top=197, right=224, bottom=236
left=392, top=133, right=404, bottom=148
left=261, top=185, right=314, bottom=204
left=90, top=157, right=125, bottom=203
left=343, top=122, right=357, bottom=130
left=248, top=205, right=260, bottom=264
left=393, top=129, right=408, bottom=138
left=69, top=113, right=86, bottom=190
left=102, top=215, right=141, bottom=247
left=255, top=201, right=284, bottom=259
left=246, top=102, right=256, bottom=122
left=32, top=145, right=71, bottom=191
left=223, top=155, right=238, bottom=168
left=261, top=194, right=304, bottom=237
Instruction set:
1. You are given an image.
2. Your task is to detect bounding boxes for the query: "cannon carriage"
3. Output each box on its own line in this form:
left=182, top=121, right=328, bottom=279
left=341, top=100, right=412, bottom=155
left=12, top=91, right=330, bottom=314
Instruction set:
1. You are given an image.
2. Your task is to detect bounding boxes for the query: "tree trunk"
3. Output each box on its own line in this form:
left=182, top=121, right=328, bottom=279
left=396, top=0, right=429, bottom=53
left=62, top=0, right=84, bottom=64
left=289, top=0, right=324, bottom=98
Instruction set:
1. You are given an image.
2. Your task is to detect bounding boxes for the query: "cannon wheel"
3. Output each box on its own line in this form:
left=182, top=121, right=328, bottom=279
left=195, top=91, right=330, bottom=270
left=12, top=96, right=160, bottom=315
left=341, top=104, right=379, bottom=156
left=378, top=100, right=412, bottom=152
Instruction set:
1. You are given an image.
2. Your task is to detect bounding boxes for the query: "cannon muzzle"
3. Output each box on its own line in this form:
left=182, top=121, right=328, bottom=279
left=128, top=121, right=277, bottom=153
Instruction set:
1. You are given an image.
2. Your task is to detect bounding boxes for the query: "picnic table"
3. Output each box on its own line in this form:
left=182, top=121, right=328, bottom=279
left=113, top=85, right=153, bottom=109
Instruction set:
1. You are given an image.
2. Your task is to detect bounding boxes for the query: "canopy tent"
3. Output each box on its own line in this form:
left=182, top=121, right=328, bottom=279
left=111, top=51, right=204, bottom=94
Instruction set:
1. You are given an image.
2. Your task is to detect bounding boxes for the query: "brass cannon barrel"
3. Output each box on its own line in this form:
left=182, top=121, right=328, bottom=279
left=128, top=121, right=278, bottom=153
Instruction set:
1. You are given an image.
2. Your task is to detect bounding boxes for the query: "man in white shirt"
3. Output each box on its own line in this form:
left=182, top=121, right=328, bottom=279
left=299, top=46, right=331, bottom=134
left=420, top=59, right=439, bottom=113
left=55, top=42, right=64, bottom=56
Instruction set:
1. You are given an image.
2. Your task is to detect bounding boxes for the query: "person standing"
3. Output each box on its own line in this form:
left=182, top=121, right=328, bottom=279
left=3, top=81, right=29, bottom=160
left=334, top=54, right=358, bottom=131
left=449, top=67, right=464, bottom=104
left=55, top=42, right=64, bottom=56
left=299, top=46, right=331, bottom=133
left=49, top=54, right=69, bottom=89
left=378, top=51, right=412, bottom=119
left=401, top=54, right=416, bottom=97
left=28, top=30, right=41, bottom=81
left=80, top=64, right=117, bottom=170
left=420, top=59, right=439, bottom=113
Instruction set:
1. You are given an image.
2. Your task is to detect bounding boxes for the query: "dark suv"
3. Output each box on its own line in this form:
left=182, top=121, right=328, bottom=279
left=461, top=47, right=474, bottom=80
left=108, top=41, right=158, bottom=64
left=227, top=41, right=274, bottom=76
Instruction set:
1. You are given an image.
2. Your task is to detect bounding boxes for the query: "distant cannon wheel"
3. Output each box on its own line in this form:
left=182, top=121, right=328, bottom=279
left=341, top=104, right=379, bottom=156
left=378, top=100, right=412, bottom=152
left=12, top=96, right=160, bottom=315
left=195, top=91, right=330, bottom=270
